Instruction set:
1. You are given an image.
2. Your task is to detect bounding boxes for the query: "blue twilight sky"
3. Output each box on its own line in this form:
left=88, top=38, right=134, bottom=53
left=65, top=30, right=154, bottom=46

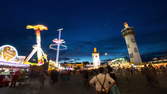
left=0, top=0, right=167, bottom=62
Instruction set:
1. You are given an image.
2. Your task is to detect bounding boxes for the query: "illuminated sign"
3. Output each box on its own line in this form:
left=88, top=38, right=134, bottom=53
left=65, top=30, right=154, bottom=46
left=0, top=61, right=29, bottom=68
left=0, top=45, right=18, bottom=61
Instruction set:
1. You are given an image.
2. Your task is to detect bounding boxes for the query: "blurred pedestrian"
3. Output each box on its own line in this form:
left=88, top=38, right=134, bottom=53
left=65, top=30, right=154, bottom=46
left=39, top=71, right=45, bottom=89
left=89, top=67, right=115, bottom=94
left=50, top=70, right=59, bottom=85
left=10, top=70, right=20, bottom=87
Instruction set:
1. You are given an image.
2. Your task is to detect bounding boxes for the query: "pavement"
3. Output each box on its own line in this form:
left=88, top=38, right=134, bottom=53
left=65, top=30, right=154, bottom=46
left=1, top=72, right=167, bottom=94
left=0, top=74, right=95, bottom=94
left=117, top=72, right=167, bottom=94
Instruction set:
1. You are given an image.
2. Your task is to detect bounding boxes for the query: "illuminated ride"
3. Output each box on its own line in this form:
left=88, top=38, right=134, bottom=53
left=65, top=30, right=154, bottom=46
left=49, top=28, right=67, bottom=68
left=24, top=25, right=48, bottom=65
left=0, top=45, right=29, bottom=68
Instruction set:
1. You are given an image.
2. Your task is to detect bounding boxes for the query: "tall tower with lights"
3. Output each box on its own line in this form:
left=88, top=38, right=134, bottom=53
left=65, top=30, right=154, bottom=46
left=121, top=22, right=142, bottom=64
left=92, top=48, right=101, bottom=68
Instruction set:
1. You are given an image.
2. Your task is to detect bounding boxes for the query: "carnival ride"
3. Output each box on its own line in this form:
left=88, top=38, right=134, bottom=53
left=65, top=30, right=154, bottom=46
left=24, top=25, right=48, bottom=65
left=0, top=25, right=67, bottom=69
left=49, top=28, right=67, bottom=68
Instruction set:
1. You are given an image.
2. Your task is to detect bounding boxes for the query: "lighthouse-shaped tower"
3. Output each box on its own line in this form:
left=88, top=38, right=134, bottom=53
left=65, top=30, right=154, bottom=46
left=121, top=22, right=142, bottom=64
left=92, top=48, right=101, bottom=68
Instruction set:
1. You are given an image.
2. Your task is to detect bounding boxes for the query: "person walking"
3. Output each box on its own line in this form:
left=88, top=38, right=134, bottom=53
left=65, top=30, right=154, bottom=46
left=50, top=70, right=59, bottom=85
left=89, top=67, right=115, bottom=94
left=39, top=71, right=45, bottom=89
left=10, top=70, right=20, bottom=87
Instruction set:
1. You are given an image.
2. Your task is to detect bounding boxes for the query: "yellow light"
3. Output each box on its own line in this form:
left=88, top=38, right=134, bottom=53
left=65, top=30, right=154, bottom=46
left=124, top=22, right=129, bottom=28
left=26, top=24, right=48, bottom=31
left=94, top=48, right=97, bottom=53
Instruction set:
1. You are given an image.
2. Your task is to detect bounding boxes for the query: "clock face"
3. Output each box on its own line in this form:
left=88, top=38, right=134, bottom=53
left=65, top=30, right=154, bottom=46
left=94, top=55, right=99, bottom=58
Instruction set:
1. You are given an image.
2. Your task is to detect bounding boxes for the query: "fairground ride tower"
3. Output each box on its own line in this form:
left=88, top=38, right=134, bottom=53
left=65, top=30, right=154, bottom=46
left=121, top=22, right=142, bottom=64
left=24, top=25, right=48, bottom=65
left=92, top=48, right=101, bottom=68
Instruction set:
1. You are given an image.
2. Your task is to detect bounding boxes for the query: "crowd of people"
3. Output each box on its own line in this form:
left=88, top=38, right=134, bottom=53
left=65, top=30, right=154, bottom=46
left=0, top=63, right=167, bottom=94
left=80, top=64, right=167, bottom=94
left=0, top=68, right=28, bottom=87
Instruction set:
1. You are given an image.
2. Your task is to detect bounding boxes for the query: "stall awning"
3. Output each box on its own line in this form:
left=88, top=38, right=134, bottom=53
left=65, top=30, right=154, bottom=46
left=0, top=61, right=30, bottom=68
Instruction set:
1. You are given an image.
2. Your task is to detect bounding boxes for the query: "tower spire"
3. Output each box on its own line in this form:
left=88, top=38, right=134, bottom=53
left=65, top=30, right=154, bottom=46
left=92, top=48, right=100, bottom=68
left=94, top=48, right=97, bottom=53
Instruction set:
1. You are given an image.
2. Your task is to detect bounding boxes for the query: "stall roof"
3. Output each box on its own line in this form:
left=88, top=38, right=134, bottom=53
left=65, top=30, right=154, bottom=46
left=0, top=61, right=30, bottom=68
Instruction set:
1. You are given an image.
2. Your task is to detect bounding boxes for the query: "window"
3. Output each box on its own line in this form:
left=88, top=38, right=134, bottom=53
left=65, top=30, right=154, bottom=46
left=134, top=47, right=138, bottom=53
left=127, top=44, right=130, bottom=48
left=131, top=38, right=135, bottom=43
left=129, top=53, right=133, bottom=58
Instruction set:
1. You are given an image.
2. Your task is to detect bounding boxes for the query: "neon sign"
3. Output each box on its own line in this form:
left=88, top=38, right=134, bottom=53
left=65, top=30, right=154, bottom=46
left=0, top=45, right=18, bottom=61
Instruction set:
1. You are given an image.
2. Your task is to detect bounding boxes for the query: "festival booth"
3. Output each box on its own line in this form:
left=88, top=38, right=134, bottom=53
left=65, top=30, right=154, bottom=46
left=0, top=45, right=30, bottom=86
left=0, top=45, right=30, bottom=75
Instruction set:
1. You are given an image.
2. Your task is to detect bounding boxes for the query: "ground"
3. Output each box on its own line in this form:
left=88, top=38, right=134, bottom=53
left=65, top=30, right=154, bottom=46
left=1, top=72, right=167, bottom=94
